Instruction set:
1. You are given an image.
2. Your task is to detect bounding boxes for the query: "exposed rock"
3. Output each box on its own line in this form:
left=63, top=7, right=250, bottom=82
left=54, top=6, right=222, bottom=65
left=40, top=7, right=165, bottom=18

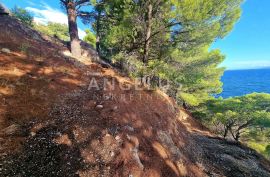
left=130, top=146, right=144, bottom=170
left=1, top=124, right=22, bottom=136
left=110, top=151, right=115, bottom=157
left=115, top=135, right=121, bottom=142
left=1, top=48, right=11, bottom=54
left=62, top=50, right=72, bottom=57
left=108, top=126, right=119, bottom=135
left=104, top=95, right=110, bottom=100
left=30, top=132, right=36, bottom=137
left=123, top=125, right=134, bottom=132
left=157, top=131, right=182, bottom=161
left=0, top=4, right=10, bottom=15
left=95, top=104, right=103, bottom=109
left=113, top=106, right=118, bottom=111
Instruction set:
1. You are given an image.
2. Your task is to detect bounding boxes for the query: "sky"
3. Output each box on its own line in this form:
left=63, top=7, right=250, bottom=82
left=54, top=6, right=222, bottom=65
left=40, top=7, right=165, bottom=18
left=1, top=0, right=270, bottom=70
left=0, top=0, right=88, bottom=39
left=212, top=0, right=270, bottom=70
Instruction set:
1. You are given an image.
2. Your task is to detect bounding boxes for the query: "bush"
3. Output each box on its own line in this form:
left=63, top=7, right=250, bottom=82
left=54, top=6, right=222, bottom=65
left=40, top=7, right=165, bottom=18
left=83, top=29, right=96, bottom=47
left=34, top=22, right=70, bottom=41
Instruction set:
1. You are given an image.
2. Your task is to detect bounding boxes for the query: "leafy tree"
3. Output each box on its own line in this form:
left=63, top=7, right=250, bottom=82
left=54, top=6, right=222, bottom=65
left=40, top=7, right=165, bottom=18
left=84, top=0, right=123, bottom=55
left=34, top=22, right=70, bottom=41
left=204, top=93, right=270, bottom=141
left=83, top=29, right=96, bottom=47
left=11, top=6, right=33, bottom=27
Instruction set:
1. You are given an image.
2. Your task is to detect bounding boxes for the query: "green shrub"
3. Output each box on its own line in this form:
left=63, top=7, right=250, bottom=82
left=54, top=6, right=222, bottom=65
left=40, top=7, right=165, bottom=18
left=11, top=6, right=33, bottom=27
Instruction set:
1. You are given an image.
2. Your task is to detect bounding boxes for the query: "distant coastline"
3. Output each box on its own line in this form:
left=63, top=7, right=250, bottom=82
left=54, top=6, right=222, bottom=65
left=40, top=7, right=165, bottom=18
left=219, top=68, right=270, bottom=98
left=225, top=67, right=270, bottom=71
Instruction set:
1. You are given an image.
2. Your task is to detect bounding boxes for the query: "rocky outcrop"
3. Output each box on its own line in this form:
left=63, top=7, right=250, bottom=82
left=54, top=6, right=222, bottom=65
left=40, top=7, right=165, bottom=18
left=0, top=4, right=10, bottom=15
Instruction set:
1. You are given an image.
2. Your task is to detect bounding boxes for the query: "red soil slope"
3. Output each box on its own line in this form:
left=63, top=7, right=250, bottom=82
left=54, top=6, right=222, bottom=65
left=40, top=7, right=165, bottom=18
left=0, top=14, right=270, bottom=177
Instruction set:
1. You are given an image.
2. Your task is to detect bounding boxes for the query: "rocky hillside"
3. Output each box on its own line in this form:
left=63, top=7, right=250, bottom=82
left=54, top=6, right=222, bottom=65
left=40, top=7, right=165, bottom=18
left=0, top=12, right=270, bottom=177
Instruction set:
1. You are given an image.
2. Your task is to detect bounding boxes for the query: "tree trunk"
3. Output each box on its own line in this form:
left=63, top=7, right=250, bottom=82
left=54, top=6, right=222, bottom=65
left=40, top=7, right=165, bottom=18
left=96, top=10, right=101, bottom=56
left=67, top=1, right=81, bottom=58
left=235, top=131, right=240, bottom=141
left=224, top=120, right=235, bottom=139
left=223, top=126, right=229, bottom=138
left=233, top=120, right=252, bottom=141
left=183, top=102, right=188, bottom=109
left=143, top=3, right=152, bottom=63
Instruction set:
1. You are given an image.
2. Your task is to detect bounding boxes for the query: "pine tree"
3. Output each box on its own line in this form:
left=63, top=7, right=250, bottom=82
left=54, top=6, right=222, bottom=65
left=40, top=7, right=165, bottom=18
left=88, top=0, right=243, bottom=106
left=60, top=0, right=90, bottom=58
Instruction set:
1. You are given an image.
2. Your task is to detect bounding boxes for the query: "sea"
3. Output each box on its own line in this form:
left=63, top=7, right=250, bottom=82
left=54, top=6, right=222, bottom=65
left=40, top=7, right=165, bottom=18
left=219, top=68, right=270, bottom=98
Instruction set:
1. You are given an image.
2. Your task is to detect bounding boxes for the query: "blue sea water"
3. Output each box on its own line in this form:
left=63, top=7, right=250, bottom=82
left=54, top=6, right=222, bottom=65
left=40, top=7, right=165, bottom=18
left=219, top=68, right=270, bottom=98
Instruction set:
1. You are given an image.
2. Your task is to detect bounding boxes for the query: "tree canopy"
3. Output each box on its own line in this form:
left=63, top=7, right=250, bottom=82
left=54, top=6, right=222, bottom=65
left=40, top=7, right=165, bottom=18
left=83, top=29, right=96, bottom=47
left=34, top=22, right=70, bottom=41
left=88, top=0, right=243, bottom=106
left=204, top=93, right=270, bottom=141
left=11, top=6, right=33, bottom=27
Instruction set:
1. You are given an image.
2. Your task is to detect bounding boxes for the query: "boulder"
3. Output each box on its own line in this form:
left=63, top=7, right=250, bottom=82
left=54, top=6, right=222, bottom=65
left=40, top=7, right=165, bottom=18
left=1, top=48, right=11, bottom=54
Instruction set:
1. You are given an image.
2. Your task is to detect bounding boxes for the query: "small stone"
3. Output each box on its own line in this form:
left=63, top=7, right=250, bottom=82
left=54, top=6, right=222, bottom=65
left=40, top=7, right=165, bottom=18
left=104, top=95, right=110, bottom=100
left=96, top=105, right=103, bottom=109
left=1, top=48, right=11, bottom=54
left=55, top=132, right=62, bottom=136
left=115, top=135, right=121, bottom=141
left=123, top=125, right=134, bottom=132
left=30, top=89, right=36, bottom=95
left=113, top=106, right=118, bottom=110
left=126, top=134, right=131, bottom=140
left=30, top=132, right=36, bottom=136
left=110, top=151, right=115, bottom=157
